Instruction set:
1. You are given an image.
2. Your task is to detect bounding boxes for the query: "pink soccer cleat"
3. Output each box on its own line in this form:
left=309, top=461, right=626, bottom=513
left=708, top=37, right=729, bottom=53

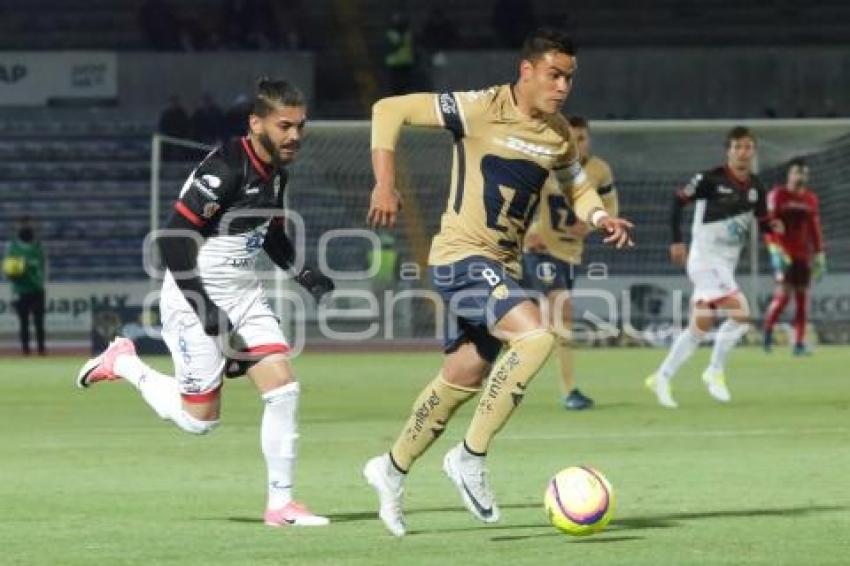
left=76, top=337, right=137, bottom=388
left=264, top=501, right=330, bottom=527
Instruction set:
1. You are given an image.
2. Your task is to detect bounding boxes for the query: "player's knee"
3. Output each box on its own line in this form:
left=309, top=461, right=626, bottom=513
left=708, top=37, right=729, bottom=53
left=510, top=328, right=556, bottom=355
left=173, top=411, right=220, bottom=435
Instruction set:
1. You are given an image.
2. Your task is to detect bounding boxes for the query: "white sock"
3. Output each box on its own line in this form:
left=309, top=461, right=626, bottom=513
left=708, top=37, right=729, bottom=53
left=709, top=319, right=750, bottom=373
left=658, top=328, right=702, bottom=381
left=262, top=381, right=300, bottom=510
left=114, top=354, right=181, bottom=421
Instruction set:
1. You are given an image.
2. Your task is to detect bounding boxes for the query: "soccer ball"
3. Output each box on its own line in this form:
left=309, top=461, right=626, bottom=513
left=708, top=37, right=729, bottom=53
left=2, top=256, right=25, bottom=279
left=544, top=466, right=615, bottom=536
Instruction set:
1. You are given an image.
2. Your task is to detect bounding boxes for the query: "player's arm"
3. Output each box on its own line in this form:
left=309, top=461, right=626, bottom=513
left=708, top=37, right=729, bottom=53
left=368, top=93, right=447, bottom=227
left=369, top=91, right=482, bottom=227
left=555, top=155, right=633, bottom=248
left=159, top=157, right=237, bottom=336
left=598, top=166, right=619, bottom=218
left=263, top=219, right=334, bottom=301
left=158, top=213, right=231, bottom=337
left=809, top=194, right=827, bottom=280
left=670, top=172, right=709, bottom=265
left=761, top=187, right=790, bottom=277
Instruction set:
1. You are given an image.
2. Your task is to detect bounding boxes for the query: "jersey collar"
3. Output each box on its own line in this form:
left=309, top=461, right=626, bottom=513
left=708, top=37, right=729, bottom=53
left=241, top=136, right=273, bottom=181
left=723, top=165, right=750, bottom=190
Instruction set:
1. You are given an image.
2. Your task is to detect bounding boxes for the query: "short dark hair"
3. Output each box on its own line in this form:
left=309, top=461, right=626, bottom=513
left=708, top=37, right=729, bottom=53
left=568, top=115, right=588, bottom=129
left=726, top=126, right=756, bottom=148
left=520, top=28, right=576, bottom=63
left=788, top=157, right=807, bottom=171
left=252, top=77, right=305, bottom=117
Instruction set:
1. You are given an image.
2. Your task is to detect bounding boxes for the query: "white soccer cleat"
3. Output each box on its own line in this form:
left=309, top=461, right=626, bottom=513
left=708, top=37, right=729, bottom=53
left=645, top=372, right=678, bottom=409
left=363, top=454, right=406, bottom=537
left=442, top=443, right=500, bottom=524
left=702, top=368, right=731, bottom=403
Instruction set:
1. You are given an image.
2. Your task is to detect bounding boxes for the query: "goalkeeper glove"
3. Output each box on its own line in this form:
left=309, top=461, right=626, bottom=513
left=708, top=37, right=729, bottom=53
left=767, top=242, right=791, bottom=280
left=295, top=267, right=335, bottom=302
left=812, top=252, right=827, bottom=282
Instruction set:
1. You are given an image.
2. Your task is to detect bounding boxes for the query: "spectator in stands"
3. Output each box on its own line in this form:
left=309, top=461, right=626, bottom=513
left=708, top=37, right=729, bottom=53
left=138, top=0, right=183, bottom=51
left=158, top=96, right=191, bottom=159
left=491, top=0, right=536, bottom=48
left=421, top=7, right=460, bottom=53
left=221, top=0, right=276, bottom=49
left=190, top=93, right=226, bottom=145
left=383, top=12, right=417, bottom=95
left=3, top=217, right=47, bottom=356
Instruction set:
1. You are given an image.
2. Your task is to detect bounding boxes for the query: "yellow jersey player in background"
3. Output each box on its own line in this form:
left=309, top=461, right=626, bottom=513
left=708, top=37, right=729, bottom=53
left=522, top=116, right=619, bottom=410
left=364, top=28, right=633, bottom=537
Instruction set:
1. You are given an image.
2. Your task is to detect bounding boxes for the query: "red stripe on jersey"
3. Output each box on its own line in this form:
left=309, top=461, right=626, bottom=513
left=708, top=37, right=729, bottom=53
left=245, top=343, right=290, bottom=355
left=181, top=384, right=222, bottom=404
left=241, top=137, right=272, bottom=181
left=174, top=201, right=205, bottom=227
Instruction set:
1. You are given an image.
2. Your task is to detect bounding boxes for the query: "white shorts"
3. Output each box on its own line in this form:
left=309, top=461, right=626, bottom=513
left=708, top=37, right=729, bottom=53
left=160, top=279, right=288, bottom=401
left=687, top=261, right=740, bottom=305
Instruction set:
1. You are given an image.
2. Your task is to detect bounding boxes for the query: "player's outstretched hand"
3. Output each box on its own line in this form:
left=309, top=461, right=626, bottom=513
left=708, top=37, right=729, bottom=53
left=295, top=267, right=335, bottom=302
left=599, top=216, right=634, bottom=248
left=669, top=243, right=688, bottom=266
left=368, top=185, right=403, bottom=228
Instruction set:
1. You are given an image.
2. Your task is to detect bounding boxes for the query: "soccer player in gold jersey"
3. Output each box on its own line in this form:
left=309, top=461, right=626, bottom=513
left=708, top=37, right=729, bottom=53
left=523, top=116, right=618, bottom=410
left=363, top=28, right=633, bottom=537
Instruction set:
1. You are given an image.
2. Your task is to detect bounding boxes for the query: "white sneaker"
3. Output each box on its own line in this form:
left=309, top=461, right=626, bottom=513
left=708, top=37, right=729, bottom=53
left=702, top=368, right=731, bottom=403
left=442, top=443, right=500, bottom=523
left=363, top=454, right=406, bottom=537
left=645, top=372, right=678, bottom=409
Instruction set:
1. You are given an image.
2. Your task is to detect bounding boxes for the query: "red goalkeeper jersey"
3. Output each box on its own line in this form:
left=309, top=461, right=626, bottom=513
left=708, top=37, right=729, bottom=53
left=766, top=185, right=823, bottom=260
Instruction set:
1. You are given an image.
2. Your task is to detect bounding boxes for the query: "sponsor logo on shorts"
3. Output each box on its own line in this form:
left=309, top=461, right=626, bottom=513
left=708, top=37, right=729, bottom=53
left=491, top=283, right=510, bottom=300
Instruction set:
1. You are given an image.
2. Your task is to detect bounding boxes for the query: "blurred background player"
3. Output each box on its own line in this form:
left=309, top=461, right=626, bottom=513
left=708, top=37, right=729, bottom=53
left=522, top=116, right=618, bottom=410
left=76, top=79, right=334, bottom=527
left=363, top=28, right=633, bottom=536
left=763, top=158, right=826, bottom=355
left=646, top=126, right=773, bottom=408
left=3, top=217, right=47, bottom=356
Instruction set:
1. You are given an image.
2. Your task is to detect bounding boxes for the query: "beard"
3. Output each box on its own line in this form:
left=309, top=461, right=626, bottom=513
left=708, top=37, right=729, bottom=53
left=258, top=131, right=283, bottom=167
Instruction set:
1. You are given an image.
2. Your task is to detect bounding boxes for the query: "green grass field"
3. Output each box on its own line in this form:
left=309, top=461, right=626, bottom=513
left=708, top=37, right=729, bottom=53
left=1, top=347, right=849, bottom=565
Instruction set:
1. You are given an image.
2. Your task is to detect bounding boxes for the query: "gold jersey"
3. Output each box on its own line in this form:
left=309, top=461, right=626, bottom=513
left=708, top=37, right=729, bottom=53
left=371, top=84, right=606, bottom=276
left=526, top=156, right=618, bottom=264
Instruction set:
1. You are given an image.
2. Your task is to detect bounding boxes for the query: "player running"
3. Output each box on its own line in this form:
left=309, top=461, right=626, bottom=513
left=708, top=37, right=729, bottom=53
left=762, top=158, right=826, bottom=355
left=76, top=78, right=333, bottom=527
left=363, top=28, right=633, bottom=536
left=646, top=126, right=774, bottom=408
left=522, top=116, right=619, bottom=410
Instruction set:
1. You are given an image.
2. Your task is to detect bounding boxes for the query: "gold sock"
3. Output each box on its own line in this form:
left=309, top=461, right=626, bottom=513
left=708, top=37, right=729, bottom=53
left=389, top=373, right=479, bottom=472
left=556, top=328, right=575, bottom=393
left=464, top=329, right=555, bottom=454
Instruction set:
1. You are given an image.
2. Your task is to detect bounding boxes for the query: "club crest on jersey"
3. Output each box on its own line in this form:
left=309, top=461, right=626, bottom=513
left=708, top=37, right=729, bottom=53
left=747, top=188, right=758, bottom=203
left=202, top=202, right=221, bottom=218
left=244, top=230, right=265, bottom=252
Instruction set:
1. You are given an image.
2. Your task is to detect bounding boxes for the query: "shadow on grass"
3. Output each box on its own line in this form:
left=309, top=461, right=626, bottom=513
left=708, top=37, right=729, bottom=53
left=611, top=504, right=848, bottom=532
left=224, top=503, right=848, bottom=536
